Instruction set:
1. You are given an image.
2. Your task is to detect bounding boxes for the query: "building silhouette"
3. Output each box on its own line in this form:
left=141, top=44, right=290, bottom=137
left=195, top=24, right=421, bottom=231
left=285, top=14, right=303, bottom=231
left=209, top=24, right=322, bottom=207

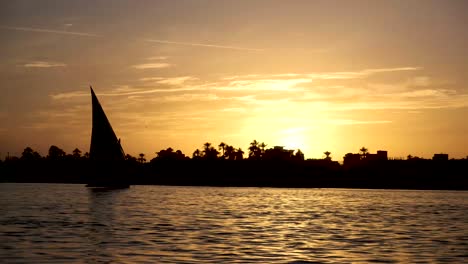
left=344, top=150, right=388, bottom=166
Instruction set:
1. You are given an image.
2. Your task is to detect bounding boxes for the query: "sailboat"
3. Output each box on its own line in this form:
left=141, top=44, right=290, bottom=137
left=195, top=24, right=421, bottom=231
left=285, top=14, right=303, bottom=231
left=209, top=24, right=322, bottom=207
left=86, top=86, right=130, bottom=188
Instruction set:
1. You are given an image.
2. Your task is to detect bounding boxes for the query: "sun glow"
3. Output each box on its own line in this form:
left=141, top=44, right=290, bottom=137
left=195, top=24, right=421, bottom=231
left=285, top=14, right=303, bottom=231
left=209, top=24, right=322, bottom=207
left=282, top=137, right=303, bottom=151
left=280, top=129, right=307, bottom=152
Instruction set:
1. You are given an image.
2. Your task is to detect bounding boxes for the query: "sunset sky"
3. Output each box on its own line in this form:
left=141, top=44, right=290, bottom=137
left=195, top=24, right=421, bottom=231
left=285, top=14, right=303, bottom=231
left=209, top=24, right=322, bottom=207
left=1, top=0, right=467, bottom=160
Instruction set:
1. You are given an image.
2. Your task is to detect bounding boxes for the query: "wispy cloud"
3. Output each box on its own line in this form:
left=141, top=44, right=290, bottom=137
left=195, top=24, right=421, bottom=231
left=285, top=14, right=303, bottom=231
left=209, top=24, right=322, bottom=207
left=395, top=89, right=455, bottom=98
left=145, top=39, right=264, bottom=52
left=50, top=66, right=468, bottom=111
left=139, top=77, right=164, bottom=82
left=326, top=119, right=392, bottom=125
left=140, top=76, right=201, bottom=85
left=153, top=76, right=198, bottom=85
left=51, top=91, right=87, bottom=100
left=160, top=93, right=220, bottom=102
left=132, top=63, right=172, bottom=69
left=51, top=83, right=211, bottom=99
left=23, top=61, right=66, bottom=68
left=363, top=67, right=421, bottom=74
left=146, top=56, right=168, bottom=60
left=222, top=78, right=311, bottom=91
left=224, top=67, right=421, bottom=81
left=0, top=26, right=99, bottom=37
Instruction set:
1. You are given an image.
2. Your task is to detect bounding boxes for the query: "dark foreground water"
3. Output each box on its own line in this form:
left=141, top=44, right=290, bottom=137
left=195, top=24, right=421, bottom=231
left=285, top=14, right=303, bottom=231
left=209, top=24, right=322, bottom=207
left=0, top=183, right=467, bottom=263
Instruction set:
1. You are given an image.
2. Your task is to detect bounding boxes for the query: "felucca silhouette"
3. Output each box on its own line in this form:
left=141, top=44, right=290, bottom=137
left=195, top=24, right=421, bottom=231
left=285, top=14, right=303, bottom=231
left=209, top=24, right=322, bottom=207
left=87, top=86, right=130, bottom=188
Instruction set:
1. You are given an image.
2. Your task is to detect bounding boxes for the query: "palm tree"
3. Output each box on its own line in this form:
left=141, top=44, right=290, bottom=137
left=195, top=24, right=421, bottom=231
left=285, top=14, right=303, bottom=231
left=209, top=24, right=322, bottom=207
left=203, top=142, right=212, bottom=155
left=259, top=142, right=267, bottom=156
left=248, top=140, right=261, bottom=159
left=202, top=142, right=219, bottom=160
left=218, top=142, right=226, bottom=158
left=324, top=151, right=331, bottom=160
left=235, top=148, right=244, bottom=160
left=225, top=145, right=235, bottom=160
left=138, top=153, right=146, bottom=163
left=192, top=149, right=201, bottom=159
left=359, top=147, right=368, bottom=159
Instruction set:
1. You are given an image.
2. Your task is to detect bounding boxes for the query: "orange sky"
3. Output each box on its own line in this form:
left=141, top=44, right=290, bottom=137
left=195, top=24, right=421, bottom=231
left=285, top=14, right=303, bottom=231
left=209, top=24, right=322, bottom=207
left=1, top=0, right=467, bottom=160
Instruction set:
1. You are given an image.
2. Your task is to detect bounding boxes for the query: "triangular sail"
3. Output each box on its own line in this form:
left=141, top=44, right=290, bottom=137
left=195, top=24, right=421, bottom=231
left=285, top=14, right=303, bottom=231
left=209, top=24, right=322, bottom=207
left=89, top=86, right=125, bottom=161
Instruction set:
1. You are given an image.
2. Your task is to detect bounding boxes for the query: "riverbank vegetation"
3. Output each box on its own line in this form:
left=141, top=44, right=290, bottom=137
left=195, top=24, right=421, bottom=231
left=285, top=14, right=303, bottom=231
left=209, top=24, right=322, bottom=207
left=1, top=140, right=467, bottom=190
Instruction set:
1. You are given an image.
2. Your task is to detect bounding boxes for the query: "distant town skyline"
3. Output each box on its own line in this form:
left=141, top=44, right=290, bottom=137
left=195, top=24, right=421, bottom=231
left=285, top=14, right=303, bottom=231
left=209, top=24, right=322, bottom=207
left=1, top=0, right=467, bottom=160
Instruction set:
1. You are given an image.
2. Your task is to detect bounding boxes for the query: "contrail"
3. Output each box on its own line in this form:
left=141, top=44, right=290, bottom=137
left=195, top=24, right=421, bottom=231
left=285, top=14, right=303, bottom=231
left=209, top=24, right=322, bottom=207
left=145, top=39, right=264, bottom=52
left=0, top=26, right=99, bottom=37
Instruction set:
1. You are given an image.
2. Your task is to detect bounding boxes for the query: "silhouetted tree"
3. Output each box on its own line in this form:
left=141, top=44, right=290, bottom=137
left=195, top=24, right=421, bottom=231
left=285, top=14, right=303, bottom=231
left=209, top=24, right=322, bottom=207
left=324, top=151, right=332, bottom=161
left=21, top=147, right=41, bottom=161
left=48, top=145, right=66, bottom=160
left=225, top=145, right=236, bottom=160
left=248, top=140, right=262, bottom=159
left=175, top=150, right=187, bottom=160
left=21, top=147, right=33, bottom=159
left=218, top=142, right=226, bottom=159
left=125, top=154, right=137, bottom=162
left=155, top=148, right=187, bottom=161
left=259, top=142, right=267, bottom=154
left=202, top=142, right=219, bottom=160
left=72, top=148, right=82, bottom=158
left=192, top=149, right=201, bottom=159
left=235, top=148, right=244, bottom=160
left=203, top=142, right=211, bottom=151
left=138, top=153, right=146, bottom=163
left=359, top=147, right=369, bottom=159
left=159, top=147, right=174, bottom=158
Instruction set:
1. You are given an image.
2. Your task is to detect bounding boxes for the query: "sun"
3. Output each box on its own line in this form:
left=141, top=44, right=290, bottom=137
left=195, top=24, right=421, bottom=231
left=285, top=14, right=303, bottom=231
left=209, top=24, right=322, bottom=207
left=281, top=134, right=305, bottom=151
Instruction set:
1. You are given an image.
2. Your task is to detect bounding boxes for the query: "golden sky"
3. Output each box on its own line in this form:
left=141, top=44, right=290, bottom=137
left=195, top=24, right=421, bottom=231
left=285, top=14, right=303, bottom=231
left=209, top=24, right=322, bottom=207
left=1, top=0, right=467, bottom=160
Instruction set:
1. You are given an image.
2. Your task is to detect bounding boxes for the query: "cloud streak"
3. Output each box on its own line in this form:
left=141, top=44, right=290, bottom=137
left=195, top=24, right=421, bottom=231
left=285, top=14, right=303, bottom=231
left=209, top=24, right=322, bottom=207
left=50, top=66, right=468, bottom=111
left=153, top=76, right=198, bottom=85
left=23, top=61, right=66, bottom=68
left=132, top=63, right=172, bottom=69
left=224, top=67, right=421, bottom=81
left=326, top=119, right=392, bottom=125
left=1, top=26, right=99, bottom=37
left=145, top=39, right=264, bottom=52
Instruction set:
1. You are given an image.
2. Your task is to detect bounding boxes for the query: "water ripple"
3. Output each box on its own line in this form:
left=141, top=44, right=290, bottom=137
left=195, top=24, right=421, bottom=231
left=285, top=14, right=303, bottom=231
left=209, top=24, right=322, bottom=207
left=1, top=183, right=467, bottom=263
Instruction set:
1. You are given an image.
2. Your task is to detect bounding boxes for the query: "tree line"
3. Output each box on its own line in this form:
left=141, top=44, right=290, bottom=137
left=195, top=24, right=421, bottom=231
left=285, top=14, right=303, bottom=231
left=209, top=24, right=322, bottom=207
left=3, top=140, right=312, bottom=163
left=2, top=140, right=467, bottom=190
left=6, top=141, right=466, bottom=164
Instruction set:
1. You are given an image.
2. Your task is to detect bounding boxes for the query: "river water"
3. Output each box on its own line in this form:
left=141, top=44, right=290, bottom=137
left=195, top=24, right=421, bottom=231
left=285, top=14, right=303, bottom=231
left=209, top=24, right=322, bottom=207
left=0, top=183, right=467, bottom=263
